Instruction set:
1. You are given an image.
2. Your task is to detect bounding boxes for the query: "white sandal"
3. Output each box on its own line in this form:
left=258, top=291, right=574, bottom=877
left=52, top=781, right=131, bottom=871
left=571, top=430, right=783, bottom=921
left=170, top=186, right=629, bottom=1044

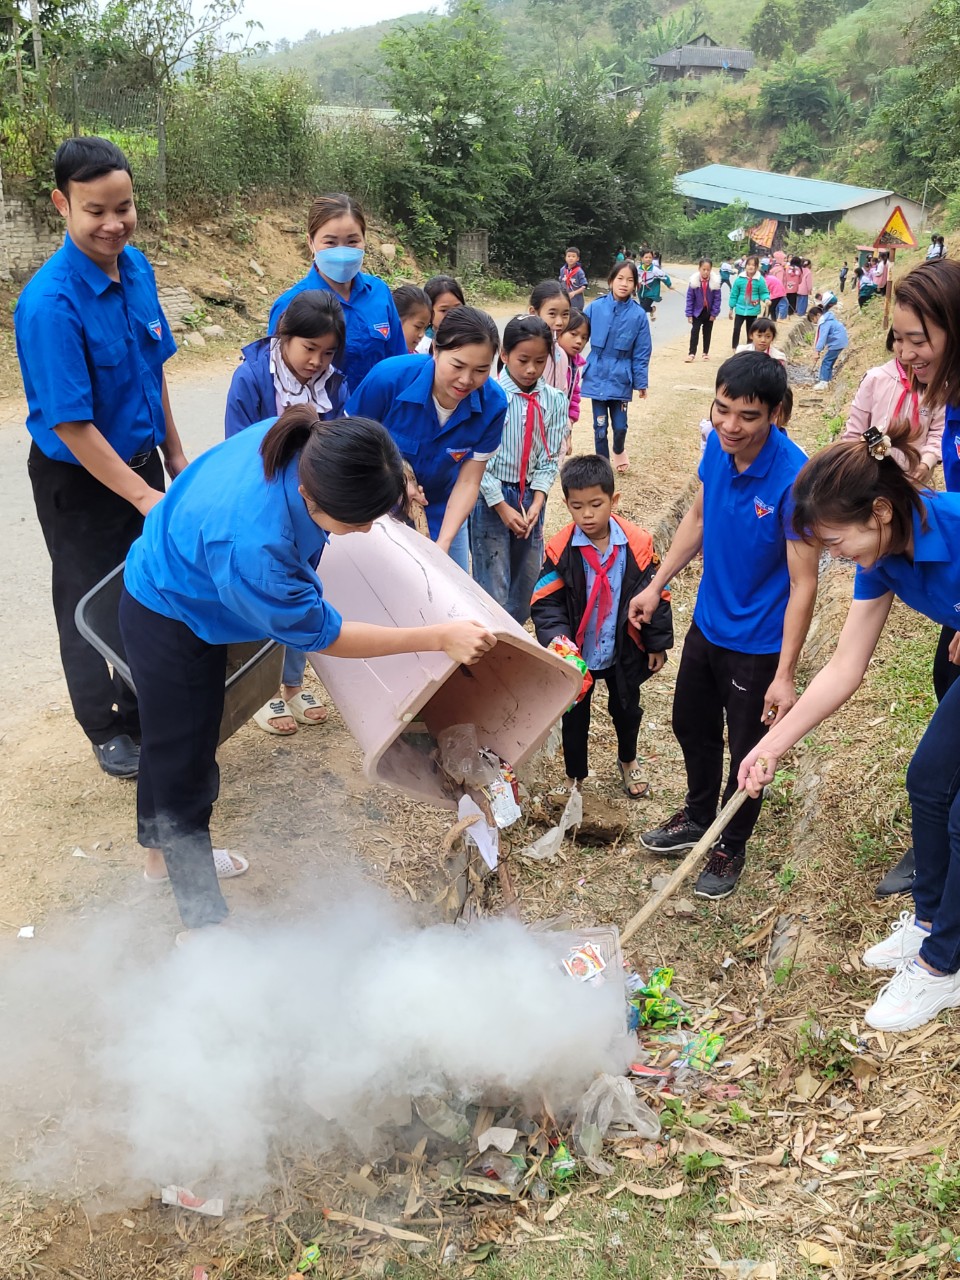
left=253, top=697, right=297, bottom=735
left=286, top=690, right=328, bottom=726
left=145, top=848, right=249, bottom=884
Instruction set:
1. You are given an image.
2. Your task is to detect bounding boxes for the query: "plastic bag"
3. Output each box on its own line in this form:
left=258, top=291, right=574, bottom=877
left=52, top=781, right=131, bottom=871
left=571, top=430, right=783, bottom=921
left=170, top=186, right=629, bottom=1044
left=572, top=1074, right=660, bottom=1159
left=546, top=635, right=593, bottom=707
left=437, top=724, right=499, bottom=787
left=519, top=788, right=582, bottom=862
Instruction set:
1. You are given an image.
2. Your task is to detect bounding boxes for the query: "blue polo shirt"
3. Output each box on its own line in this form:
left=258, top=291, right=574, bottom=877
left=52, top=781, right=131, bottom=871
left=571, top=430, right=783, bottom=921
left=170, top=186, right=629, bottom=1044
left=694, top=427, right=806, bottom=654
left=124, top=420, right=342, bottom=652
left=854, top=493, right=960, bottom=629
left=268, top=268, right=406, bottom=388
left=14, top=235, right=177, bottom=465
left=942, top=402, right=960, bottom=493
left=346, top=354, right=507, bottom=540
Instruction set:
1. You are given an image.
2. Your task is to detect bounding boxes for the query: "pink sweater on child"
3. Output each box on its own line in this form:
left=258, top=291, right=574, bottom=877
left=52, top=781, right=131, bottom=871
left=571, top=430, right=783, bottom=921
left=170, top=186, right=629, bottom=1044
left=842, top=359, right=944, bottom=472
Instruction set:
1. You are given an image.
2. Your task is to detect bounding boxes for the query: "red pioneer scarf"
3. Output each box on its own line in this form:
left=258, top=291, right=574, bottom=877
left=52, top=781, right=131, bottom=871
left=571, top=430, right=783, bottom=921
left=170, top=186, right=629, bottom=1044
left=893, top=359, right=921, bottom=429
left=746, top=274, right=755, bottom=305
left=701, top=279, right=710, bottom=312
left=575, top=544, right=615, bottom=651
left=516, top=390, right=548, bottom=504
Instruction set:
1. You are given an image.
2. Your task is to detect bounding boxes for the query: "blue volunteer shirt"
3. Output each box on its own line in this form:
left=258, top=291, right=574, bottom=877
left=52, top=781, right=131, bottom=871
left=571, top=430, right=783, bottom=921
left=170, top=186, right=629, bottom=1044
left=124, top=420, right=343, bottom=651
left=694, top=427, right=806, bottom=654
left=942, top=402, right=960, bottom=494
left=573, top=522, right=627, bottom=670
left=268, top=268, right=406, bottom=388
left=346, top=354, right=507, bottom=541
left=853, top=493, right=960, bottom=629
left=14, top=235, right=177, bottom=465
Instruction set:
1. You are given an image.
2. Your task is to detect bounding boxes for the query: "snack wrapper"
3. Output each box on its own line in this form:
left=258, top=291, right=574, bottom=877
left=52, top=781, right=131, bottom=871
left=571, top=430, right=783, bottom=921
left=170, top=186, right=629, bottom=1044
left=547, top=635, right=593, bottom=707
left=626, top=966, right=690, bottom=1030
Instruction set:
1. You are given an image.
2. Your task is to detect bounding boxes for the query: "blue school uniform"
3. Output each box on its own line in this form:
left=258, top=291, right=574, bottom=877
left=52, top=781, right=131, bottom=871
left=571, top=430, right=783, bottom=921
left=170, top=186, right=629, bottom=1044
left=853, top=493, right=960, bottom=629
left=581, top=294, right=651, bottom=400
left=14, top=234, right=177, bottom=464
left=941, top=403, right=960, bottom=493
left=814, top=312, right=849, bottom=353
left=124, top=420, right=342, bottom=652
left=224, top=338, right=349, bottom=438
left=346, top=354, right=507, bottom=541
left=695, top=427, right=806, bottom=654
left=268, top=269, right=406, bottom=388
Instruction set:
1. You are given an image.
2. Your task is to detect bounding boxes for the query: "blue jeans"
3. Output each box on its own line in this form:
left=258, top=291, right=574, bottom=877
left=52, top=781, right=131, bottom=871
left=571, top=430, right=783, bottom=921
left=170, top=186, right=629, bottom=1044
left=593, top=399, right=629, bottom=458
left=906, top=675, right=960, bottom=973
left=796, top=294, right=809, bottom=316
left=774, top=297, right=789, bottom=320
left=445, top=519, right=470, bottom=571
left=282, top=648, right=307, bottom=687
left=818, top=349, right=841, bottom=382
left=469, top=487, right=544, bottom=625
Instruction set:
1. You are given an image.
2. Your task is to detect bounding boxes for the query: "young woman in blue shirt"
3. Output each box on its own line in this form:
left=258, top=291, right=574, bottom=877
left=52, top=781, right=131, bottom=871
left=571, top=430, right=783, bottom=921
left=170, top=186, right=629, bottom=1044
left=120, top=407, right=495, bottom=939
left=582, top=261, right=651, bottom=474
left=14, top=137, right=188, bottom=779
left=740, top=420, right=960, bottom=1033
left=225, top=290, right=349, bottom=734
left=346, top=307, right=508, bottom=571
left=268, top=194, right=406, bottom=388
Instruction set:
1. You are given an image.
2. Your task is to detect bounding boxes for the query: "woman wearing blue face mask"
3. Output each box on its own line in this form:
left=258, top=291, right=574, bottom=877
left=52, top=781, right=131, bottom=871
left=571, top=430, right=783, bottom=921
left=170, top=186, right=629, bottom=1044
left=268, top=193, right=406, bottom=387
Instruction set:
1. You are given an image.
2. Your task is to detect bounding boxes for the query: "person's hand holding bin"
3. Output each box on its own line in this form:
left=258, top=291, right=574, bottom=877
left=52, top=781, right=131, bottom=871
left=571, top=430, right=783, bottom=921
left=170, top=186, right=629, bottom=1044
left=438, top=620, right=497, bottom=665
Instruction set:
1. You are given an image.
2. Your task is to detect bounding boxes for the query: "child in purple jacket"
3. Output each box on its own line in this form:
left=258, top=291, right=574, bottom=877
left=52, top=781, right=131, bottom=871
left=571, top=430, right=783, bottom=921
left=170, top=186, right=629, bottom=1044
left=685, top=259, right=723, bottom=362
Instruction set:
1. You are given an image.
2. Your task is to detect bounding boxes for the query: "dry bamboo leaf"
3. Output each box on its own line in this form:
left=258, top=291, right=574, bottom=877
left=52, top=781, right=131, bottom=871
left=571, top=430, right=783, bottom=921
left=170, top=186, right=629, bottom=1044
left=623, top=1181, right=685, bottom=1200
left=794, top=1066, right=819, bottom=1100
left=543, top=1193, right=571, bottom=1223
left=323, top=1209, right=430, bottom=1243
left=752, top=1146, right=788, bottom=1167
left=797, top=1241, right=841, bottom=1267
left=345, top=1172, right=380, bottom=1199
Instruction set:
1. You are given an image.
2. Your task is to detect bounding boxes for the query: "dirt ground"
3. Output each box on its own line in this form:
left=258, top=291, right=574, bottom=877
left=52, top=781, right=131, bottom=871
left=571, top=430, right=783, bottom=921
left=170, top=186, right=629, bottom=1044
left=2, top=236, right=959, bottom=1280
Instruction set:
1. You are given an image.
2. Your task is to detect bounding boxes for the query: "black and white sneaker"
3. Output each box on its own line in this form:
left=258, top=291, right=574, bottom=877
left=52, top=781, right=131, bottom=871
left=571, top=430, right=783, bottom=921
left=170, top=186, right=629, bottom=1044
left=694, top=842, right=745, bottom=899
left=640, top=809, right=708, bottom=855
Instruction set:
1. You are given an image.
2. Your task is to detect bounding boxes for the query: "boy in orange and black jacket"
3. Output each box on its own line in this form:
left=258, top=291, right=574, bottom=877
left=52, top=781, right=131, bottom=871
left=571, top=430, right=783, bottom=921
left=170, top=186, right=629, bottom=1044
left=531, top=454, right=673, bottom=798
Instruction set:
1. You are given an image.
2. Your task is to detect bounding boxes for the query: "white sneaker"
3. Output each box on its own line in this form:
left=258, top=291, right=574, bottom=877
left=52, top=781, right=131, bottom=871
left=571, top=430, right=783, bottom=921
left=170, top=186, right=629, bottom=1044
left=862, top=911, right=929, bottom=969
left=865, top=960, right=960, bottom=1032
left=813, top=381, right=830, bottom=390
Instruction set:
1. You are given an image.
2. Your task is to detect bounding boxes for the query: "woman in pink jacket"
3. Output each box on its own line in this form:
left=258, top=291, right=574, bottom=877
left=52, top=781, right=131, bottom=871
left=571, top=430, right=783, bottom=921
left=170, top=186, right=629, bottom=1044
left=842, top=331, right=944, bottom=485
left=796, top=259, right=813, bottom=316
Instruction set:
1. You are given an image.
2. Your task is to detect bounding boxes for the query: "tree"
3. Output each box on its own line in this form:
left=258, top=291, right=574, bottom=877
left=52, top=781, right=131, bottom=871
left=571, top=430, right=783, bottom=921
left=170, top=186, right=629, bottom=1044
left=97, top=0, right=260, bottom=88
left=747, top=0, right=798, bottom=60
left=607, top=0, right=654, bottom=46
left=380, top=0, right=524, bottom=255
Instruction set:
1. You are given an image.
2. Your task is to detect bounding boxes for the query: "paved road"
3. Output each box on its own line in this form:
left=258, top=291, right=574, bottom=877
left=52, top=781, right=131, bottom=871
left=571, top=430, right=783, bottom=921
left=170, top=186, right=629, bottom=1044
left=0, top=278, right=692, bottom=730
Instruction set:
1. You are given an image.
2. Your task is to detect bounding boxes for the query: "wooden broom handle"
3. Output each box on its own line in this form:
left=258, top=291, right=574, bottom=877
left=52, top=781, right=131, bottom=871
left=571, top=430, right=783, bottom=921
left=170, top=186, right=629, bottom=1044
left=620, top=785, right=756, bottom=945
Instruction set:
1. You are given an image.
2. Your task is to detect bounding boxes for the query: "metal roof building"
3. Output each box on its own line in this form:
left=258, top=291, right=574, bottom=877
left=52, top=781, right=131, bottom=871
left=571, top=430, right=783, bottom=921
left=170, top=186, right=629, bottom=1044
left=675, top=164, right=924, bottom=236
left=650, top=45, right=755, bottom=77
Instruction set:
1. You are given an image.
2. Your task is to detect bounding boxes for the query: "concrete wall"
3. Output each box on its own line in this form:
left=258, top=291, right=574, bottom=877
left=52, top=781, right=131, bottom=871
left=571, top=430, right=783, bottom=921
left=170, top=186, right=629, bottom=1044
left=0, top=170, right=61, bottom=283
left=844, top=195, right=926, bottom=240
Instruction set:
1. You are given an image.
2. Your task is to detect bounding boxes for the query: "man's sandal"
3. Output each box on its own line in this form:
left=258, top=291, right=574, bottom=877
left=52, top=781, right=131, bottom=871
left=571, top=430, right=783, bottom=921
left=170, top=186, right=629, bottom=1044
left=253, top=697, right=297, bottom=735
left=145, top=848, right=249, bottom=884
left=286, top=690, right=328, bottom=725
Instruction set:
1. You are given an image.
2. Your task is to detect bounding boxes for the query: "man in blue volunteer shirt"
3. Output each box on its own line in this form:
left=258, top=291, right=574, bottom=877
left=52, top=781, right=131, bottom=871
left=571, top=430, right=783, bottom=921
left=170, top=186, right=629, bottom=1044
left=629, top=353, right=819, bottom=898
left=14, top=136, right=187, bottom=778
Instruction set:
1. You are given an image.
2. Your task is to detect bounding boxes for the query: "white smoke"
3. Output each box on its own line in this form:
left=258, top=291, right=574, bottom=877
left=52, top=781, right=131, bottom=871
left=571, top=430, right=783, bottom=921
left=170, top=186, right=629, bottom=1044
left=0, top=880, right=633, bottom=1206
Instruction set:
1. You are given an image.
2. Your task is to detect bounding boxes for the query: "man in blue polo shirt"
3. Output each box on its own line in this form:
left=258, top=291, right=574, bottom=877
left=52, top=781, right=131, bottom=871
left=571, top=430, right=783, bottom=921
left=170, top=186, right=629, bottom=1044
left=14, top=136, right=187, bottom=778
left=629, top=353, right=819, bottom=898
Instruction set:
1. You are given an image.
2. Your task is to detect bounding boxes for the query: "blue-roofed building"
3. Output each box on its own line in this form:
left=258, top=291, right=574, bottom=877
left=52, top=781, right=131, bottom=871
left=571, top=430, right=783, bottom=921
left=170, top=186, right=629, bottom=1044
left=676, top=164, right=924, bottom=238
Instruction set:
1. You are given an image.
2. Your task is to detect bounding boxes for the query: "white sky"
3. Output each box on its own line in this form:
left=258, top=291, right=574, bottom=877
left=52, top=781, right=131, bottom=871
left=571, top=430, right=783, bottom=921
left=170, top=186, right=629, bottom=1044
left=238, top=0, right=437, bottom=46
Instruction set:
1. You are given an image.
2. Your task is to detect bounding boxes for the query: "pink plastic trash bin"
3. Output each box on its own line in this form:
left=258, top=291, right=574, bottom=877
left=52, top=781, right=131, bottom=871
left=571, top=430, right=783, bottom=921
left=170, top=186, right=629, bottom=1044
left=308, top=518, right=582, bottom=808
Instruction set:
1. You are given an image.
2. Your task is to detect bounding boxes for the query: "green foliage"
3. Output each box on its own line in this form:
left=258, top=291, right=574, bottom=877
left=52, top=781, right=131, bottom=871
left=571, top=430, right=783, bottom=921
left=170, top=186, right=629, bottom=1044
left=796, top=1015, right=852, bottom=1078
left=748, top=0, right=798, bottom=59
left=380, top=1, right=524, bottom=257
left=770, top=118, right=821, bottom=170
left=662, top=199, right=749, bottom=262
left=757, top=62, right=834, bottom=124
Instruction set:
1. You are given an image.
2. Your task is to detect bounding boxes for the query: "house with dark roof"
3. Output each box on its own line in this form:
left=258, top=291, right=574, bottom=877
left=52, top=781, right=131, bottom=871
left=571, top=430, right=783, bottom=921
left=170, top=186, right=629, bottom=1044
left=650, top=32, right=755, bottom=81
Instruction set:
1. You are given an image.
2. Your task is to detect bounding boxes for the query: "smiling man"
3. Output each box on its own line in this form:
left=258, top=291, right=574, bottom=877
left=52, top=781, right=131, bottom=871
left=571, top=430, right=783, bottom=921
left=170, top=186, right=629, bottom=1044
left=628, top=353, right=819, bottom=899
left=14, top=137, right=187, bottom=778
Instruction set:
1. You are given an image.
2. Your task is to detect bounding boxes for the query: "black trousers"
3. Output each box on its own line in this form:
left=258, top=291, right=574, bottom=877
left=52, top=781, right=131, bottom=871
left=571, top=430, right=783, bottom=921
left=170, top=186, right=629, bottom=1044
left=29, top=443, right=163, bottom=745
left=731, top=314, right=752, bottom=349
left=638, top=297, right=654, bottom=313
left=786, top=292, right=799, bottom=314
left=689, top=310, right=714, bottom=356
left=934, top=626, right=960, bottom=703
left=119, top=589, right=229, bottom=929
left=562, top=668, right=643, bottom=780
left=672, top=622, right=780, bottom=853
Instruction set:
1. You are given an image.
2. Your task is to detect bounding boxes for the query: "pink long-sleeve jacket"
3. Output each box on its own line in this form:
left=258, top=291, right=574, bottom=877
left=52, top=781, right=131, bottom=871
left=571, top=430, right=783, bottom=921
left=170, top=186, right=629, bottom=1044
left=842, top=359, right=944, bottom=473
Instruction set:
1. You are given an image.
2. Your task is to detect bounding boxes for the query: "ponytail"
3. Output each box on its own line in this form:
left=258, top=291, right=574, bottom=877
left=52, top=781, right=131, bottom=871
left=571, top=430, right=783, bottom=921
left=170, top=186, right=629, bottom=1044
left=261, top=408, right=405, bottom=523
left=791, top=418, right=925, bottom=552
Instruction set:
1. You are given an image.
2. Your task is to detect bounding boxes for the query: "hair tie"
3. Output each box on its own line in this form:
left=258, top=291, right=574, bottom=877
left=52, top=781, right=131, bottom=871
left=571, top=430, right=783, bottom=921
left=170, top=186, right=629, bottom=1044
left=864, top=425, right=892, bottom=460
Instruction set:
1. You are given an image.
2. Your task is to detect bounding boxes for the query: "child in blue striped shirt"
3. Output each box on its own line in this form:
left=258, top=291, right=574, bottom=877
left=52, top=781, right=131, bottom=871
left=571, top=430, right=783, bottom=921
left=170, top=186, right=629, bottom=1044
left=470, top=316, right=568, bottom=624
